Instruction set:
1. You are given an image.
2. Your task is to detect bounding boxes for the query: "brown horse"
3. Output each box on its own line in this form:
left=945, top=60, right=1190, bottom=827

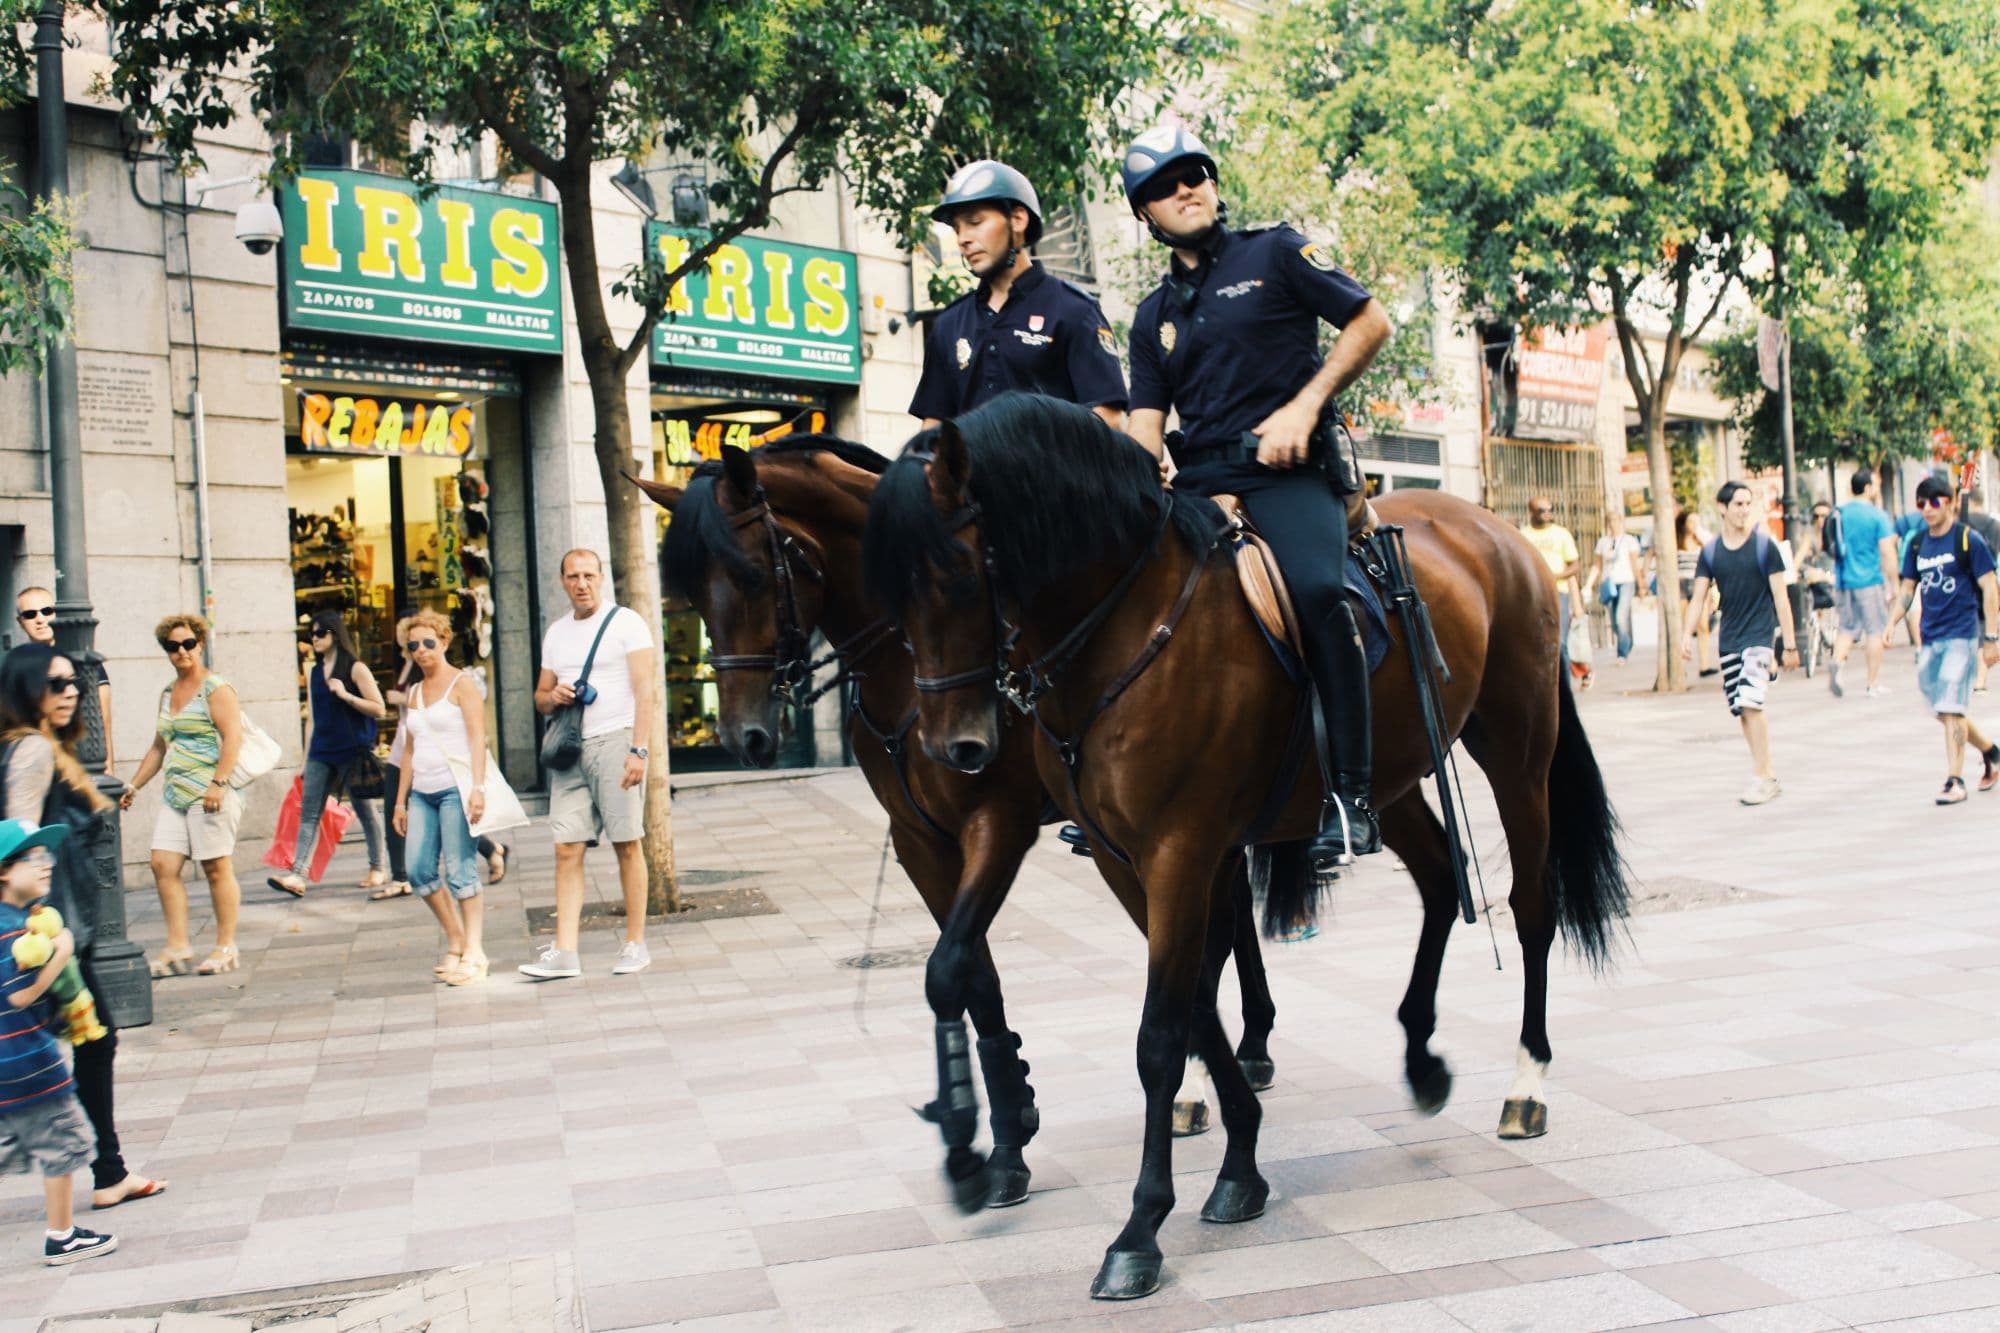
left=863, top=394, right=1628, bottom=1300
left=631, top=437, right=1283, bottom=1211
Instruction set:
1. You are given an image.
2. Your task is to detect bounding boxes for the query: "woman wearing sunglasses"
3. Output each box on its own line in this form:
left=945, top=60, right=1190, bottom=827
left=390, top=612, right=490, bottom=985
left=0, top=645, right=167, bottom=1213
left=119, top=614, right=244, bottom=976
left=379, top=618, right=508, bottom=900
left=267, top=613, right=386, bottom=899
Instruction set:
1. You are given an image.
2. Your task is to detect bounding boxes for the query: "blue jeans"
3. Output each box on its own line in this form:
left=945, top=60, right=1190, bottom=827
left=293, top=757, right=383, bottom=877
left=1603, top=584, right=1635, bottom=661
left=407, top=787, right=481, bottom=900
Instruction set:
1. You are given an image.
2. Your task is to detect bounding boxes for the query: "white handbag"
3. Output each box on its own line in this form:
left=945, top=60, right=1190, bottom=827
left=404, top=690, right=530, bottom=838
left=228, top=717, right=283, bottom=788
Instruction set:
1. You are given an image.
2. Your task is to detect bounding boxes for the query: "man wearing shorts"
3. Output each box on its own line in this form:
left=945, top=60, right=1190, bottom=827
left=1828, top=469, right=1898, bottom=698
left=521, top=550, right=657, bottom=979
left=1890, top=476, right=2000, bottom=804
left=1682, top=481, right=1798, bottom=805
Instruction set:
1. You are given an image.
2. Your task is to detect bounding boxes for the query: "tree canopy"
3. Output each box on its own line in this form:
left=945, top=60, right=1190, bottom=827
left=0, top=0, right=80, bottom=376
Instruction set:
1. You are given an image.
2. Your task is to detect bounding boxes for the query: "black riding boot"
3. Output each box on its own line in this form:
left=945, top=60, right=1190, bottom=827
left=1303, top=597, right=1380, bottom=869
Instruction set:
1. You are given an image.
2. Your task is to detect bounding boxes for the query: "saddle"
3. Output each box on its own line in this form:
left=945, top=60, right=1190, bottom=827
left=1214, top=491, right=1380, bottom=654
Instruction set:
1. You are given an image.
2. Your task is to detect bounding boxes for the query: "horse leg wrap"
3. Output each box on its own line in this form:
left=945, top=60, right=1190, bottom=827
left=920, top=1020, right=981, bottom=1151
left=979, top=1034, right=1038, bottom=1208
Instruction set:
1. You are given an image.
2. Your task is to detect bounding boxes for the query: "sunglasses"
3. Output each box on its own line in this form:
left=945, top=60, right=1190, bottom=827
left=15, top=606, right=54, bottom=621
left=44, top=674, right=79, bottom=696
left=310, top=628, right=332, bottom=639
left=1918, top=496, right=1949, bottom=510
left=161, top=637, right=200, bottom=653
left=1137, top=163, right=1213, bottom=206
left=406, top=638, right=439, bottom=652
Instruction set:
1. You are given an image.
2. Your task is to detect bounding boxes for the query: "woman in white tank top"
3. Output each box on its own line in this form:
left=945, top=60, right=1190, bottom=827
left=390, top=611, right=490, bottom=985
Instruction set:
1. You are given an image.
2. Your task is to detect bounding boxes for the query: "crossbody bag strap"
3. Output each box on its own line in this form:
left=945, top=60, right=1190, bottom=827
left=573, top=607, right=623, bottom=693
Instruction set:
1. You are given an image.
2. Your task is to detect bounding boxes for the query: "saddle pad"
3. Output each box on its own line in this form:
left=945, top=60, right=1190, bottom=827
left=1212, top=494, right=1391, bottom=679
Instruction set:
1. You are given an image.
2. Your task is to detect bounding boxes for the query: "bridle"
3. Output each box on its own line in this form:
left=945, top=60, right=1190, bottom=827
left=909, top=488, right=1178, bottom=715
left=705, top=484, right=894, bottom=710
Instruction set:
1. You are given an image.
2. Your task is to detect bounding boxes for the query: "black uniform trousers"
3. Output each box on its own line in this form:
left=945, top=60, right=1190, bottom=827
left=1176, top=458, right=1352, bottom=646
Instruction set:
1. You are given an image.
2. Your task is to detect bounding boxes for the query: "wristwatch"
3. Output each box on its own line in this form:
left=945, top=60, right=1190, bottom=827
left=1984, top=633, right=1999, bottom=643
left=629, top=746, right=649, bottom=759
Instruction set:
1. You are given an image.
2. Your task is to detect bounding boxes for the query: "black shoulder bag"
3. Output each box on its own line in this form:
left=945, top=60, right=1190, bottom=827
left=539, top=608, right=622, bottom=772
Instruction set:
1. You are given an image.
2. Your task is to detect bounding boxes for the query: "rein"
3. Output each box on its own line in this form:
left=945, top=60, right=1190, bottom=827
left=706, top=486, right=896, bottom=710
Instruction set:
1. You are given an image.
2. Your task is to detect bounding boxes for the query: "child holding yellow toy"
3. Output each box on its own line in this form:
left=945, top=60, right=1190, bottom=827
left=0, top=819, right=116, bottom=1265
left=10, top=904, right=106, bottom=1046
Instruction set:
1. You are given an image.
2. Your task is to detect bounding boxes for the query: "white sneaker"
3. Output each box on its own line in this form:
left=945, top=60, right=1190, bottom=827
left=1739, top=777, right=1782, bottom=806
left=1866, top=684, right=1892, bottom=698
left=611, top=941, right=651, bottom=975
left=517, top=944, right=580, bottom=980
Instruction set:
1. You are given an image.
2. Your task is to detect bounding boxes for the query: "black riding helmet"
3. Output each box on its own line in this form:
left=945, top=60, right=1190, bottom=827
left=932, top=160, right=1044, bottom=246
left=1120, top=125, right=1224, bottom=246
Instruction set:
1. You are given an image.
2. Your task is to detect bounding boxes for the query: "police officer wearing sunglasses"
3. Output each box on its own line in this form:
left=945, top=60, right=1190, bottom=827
left=1122, top=125, right=1396, bottom=869
left=911, top=160, right=1127, bottom=428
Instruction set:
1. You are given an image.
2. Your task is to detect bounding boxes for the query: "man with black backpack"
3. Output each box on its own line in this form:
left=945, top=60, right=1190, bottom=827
left=1890, top=476, right=2000, bottom=805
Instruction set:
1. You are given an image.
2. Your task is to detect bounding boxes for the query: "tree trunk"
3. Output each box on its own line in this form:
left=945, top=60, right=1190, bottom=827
left=561, top=170, right=680, bottom=916
left=1645, top=411, right=1688, bottom=693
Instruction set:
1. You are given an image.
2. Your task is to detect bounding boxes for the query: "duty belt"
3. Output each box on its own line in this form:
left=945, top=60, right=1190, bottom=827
left=1171, top=431, right=1267, bottom=471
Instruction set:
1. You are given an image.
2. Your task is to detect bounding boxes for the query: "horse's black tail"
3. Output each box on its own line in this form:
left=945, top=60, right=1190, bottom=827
left=1251, top=839, right=1322, bottom=941
left=1545, top=671, right=1629, bottom=971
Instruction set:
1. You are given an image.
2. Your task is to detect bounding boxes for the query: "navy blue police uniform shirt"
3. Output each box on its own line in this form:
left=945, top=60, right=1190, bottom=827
left=910, top=261, right=1128, bottom=420
left=1129, top=226, right=1372, bottom=451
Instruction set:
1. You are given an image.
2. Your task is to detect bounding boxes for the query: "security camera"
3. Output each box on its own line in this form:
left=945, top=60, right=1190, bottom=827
left=234, top=198, right=283, bottom=255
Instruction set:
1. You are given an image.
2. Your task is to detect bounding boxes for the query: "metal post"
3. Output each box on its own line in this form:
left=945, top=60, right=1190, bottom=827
left=35, top=0, right=151, bottom=1028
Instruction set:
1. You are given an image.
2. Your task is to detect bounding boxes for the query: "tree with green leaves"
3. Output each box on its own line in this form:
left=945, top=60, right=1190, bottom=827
left=1255, top=0, right=2000, bottom=691
left=106, top=0, right=1219, bottom=908
left=0, top=1, right=80, bottom=376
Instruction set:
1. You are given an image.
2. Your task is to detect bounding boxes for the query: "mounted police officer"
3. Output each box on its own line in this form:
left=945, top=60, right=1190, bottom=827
left=911, top=160, right=1127, bottom=428
left=1122, top=125, right=1394, bottom=869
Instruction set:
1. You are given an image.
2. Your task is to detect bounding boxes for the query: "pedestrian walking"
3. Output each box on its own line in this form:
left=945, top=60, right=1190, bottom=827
left=1677, top=507, right=1720, bottom=676
left=520, top=550, right=657, bottom=979
left=1826, top=469, right=1899, bottom=698
left=379, top=617, right=508, bottom=901
left=1962, top=491, right=2000, bottom=694
left=0, top=818, right=117, bottom=1265
left=13, top=589, right=111, bottom=767
left=1519, top=496, right=1584, bottom=682
left=1681, top=481, right=1798, bottom=805
left=390, top=612, right=491, bottom=986
left=120, top=614, right=243, bottom=976
left=1889, top=475, right=2000, bottom=804
left=1588, top=509, right=1643, bottom=666
left=0, top=646, right=165, bottom=1214
left=267, top=612, right=386, bottom=898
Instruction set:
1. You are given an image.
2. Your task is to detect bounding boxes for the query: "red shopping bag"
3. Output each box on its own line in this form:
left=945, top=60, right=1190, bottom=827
left=260, top=776, right=356, bottom=881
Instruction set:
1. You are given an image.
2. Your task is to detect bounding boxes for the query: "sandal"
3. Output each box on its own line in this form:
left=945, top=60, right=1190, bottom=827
left=359, top=868, right=388, bottom=890
left=92, top=1177, right=167, bottom=1210
left=487, top=844, right=510, bottom=885
left=266, top=874, right=305, bottom=899
left=195, top=945, right=239, bottom=975
left=147, top=950, right=195, bottom=980
left=444, top=956, right=489, bottom=987
left=370, top=880, right=413, bottom=901
left=433, top=951, right=463, bottom=977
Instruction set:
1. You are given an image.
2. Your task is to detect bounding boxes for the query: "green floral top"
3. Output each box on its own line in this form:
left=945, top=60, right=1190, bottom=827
left=157, top=675, right=228, bottom=812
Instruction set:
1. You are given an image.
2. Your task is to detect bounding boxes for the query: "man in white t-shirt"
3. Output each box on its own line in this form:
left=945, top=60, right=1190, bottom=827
left=1588, top=509, right=1644, bottom=665
left=520, top=549, right=657, bottom=980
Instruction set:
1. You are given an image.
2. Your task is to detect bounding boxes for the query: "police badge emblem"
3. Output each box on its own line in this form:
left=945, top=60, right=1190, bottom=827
left=1098, top=327, right=1116, bottom=356
left=955, top=338, right=972, bottom=370
left=1161, top=321, right=1178, bottom=355
left=1300, top=242, right=1337, bottom=272
left=1028, top=314, right=1045, bottom=332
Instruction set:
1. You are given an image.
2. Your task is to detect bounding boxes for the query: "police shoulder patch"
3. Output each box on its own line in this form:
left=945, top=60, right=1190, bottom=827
left=1300, top=242, right=1337, bottom=272
left=1098, top=327, right=1116, bottom=357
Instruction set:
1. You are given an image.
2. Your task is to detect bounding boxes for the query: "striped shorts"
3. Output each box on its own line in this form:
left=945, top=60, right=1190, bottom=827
left=1719, top=646, right=1775, bottom=717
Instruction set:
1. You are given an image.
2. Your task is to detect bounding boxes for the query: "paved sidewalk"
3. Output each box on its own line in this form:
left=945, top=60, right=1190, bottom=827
left=9, top=647, right=2000, bottom=1330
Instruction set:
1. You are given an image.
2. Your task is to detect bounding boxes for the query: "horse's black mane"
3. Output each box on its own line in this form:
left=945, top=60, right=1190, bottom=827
left=863, top=393, right=1221, bottom=612
left=660, top=433, right=890, bottom=598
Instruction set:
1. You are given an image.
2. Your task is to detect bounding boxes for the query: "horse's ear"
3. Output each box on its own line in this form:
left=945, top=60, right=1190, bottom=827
left=626, top=471, right=683, bottom=513
left=929, top=420, right=972, bottom=508
left=720, top=444, right=759, bottom=503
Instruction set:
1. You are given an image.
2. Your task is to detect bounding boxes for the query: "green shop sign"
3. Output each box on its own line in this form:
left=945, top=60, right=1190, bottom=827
left=647, top=225, right=861, bottom=385
left=281, top=169, right=563, bottom=355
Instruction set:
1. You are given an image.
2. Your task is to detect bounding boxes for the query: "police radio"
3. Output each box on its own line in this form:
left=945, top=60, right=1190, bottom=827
left=1314, top=407, right=1365, bottom=498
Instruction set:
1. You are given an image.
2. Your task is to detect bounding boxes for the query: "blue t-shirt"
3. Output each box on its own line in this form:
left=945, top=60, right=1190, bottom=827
left=1835, top=500, right=1893, bottom=589
left=1901, top=524, right=1996, bottom=642
left=0, top=901, right=73, bottom=1112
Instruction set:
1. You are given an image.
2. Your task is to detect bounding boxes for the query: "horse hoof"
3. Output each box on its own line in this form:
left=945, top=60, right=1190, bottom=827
left=1090, top=1249, right=1164, bottom=1301
left=986, top=1164, right=1032, bottom=1209
left=1238, top=1057, right=1276, bottom=1091
left=1199, top=1176, right=1269, bottom=1224
left=1497, top=1097, right=1548, bottom=1140
left=945, top=1148, right=991, bottom=1214
left=1171, top=1100, right=1211, bottom=1137
left=1409, top=1061, right=1453, bottom=1116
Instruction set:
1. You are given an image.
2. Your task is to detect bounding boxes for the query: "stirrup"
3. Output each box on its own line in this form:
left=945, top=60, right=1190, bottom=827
left=1309, top=795, right=1379, bottom=870
left=1057, top=823, right=1093, bottom=857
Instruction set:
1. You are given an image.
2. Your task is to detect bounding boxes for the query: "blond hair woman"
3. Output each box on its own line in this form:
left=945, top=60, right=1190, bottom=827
left=391, top=612, right=489, bottom=985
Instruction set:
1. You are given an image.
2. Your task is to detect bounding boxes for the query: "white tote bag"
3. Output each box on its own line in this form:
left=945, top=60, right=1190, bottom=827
left=404, top=691, right=530, bottom=839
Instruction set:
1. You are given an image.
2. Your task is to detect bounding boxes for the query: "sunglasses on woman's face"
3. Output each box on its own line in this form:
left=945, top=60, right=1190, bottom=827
left=407, top=638, right=439, bottom=652
left=310, top=628, right=332, bottom=640
left=1137, top=163, right=1213, bottom=206
left=162, top=637, right=200, bottom=654
left=44, top=674, right=79, bottom=696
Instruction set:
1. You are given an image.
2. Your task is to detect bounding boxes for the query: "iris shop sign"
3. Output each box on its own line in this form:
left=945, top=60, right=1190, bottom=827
left=298, top=391, right=476, bottom=457
left=281, top=170, right=563, bottom=355
left=647, top=225, right=861, bottom=385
